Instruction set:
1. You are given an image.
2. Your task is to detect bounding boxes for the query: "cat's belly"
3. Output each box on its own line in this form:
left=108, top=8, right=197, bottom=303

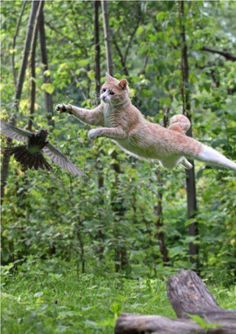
left=115, top=138, right=184, bottom=169
left=115, top=138, right=163, bottom=160
left=116, top=122, right=202, bottom=161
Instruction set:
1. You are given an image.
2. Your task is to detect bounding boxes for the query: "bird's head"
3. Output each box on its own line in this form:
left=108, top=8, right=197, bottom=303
left=36, top=129, right=48, bottom=140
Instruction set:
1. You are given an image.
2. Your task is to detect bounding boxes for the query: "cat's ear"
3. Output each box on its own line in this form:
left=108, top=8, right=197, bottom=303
left=119, top=79, right=128, bottom=90
left=106, top=73, right=116, bottom=82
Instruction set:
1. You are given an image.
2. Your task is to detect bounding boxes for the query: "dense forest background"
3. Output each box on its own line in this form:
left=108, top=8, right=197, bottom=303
left=1, top=1, right=236, bottom=332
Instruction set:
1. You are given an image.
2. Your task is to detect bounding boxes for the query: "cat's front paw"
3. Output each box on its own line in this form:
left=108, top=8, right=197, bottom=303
left=88, top=129, right=102, bottom=140
left=56, top=104, right=72, bottom=113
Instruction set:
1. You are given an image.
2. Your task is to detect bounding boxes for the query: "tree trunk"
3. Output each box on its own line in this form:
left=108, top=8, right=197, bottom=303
left=12, top=0, right=27, bottom=87
left=38, top=1, right=54, bottom=127
left=94, top=0, right=105, bottom=260
left=101, top=0, right=128, bottom=271
left=110, top=155, right=128, bottom=272
left=101, top=0, right=113, bottom=75
left=76, top=221, right=85, bottom=274
left=168, top=270, right=221, bottom=318
left=178, top=0, right=199, bottom=270
left=94, top=0, right=101, bottom=99
left=28, top=29, right=37, bottom=131
left=154, top=108, right=170, bottom=265
left=15, top=1, right=42, bottom=109
left=155, top=170, right=170, bottom=265
left=1, top=0, right=42, bottom=204
left=28, top=4, right=40, bottom=131
left=115, top=270, right=236, bottom=334
left=1, top=117, right=16, bottom=206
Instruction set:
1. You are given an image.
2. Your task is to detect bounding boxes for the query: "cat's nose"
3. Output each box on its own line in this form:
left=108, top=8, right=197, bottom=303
left=102, top=96, right=107, bottom=102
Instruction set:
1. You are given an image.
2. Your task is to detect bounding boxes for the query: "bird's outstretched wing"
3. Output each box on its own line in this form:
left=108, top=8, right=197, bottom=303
left=0, top=119, right=31, bottom=142
left=43, top=142, right=84, bottom=176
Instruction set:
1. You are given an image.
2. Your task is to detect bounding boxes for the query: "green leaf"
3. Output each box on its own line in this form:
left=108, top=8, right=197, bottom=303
left=78, top=59, right=90, bottom=67
left=43, top=70, right=51, bottom=77
left=41, top=83, right=54, bottom=94
left=189, top=314, right=220, bottom=329
left=87, top=70, right=95, bottom=80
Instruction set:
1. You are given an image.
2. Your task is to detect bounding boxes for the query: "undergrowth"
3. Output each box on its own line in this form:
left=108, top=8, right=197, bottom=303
left=1, top=259, right=236, bottom=334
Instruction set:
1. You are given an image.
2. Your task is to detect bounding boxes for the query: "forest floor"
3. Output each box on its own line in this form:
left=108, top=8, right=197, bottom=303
left=1, top=259, right=236, bottom=334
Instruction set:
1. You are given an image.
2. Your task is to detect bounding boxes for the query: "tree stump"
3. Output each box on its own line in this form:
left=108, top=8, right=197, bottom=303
left=115, top=270, right=236, bottom=334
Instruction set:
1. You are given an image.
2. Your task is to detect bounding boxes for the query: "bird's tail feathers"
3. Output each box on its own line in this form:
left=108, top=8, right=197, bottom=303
left=196, top=145, right=236, bottom=171
left=5, top=146, right=52, bottom=171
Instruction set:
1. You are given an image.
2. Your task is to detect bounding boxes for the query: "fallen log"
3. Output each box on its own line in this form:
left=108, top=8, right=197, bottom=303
left=115, top=270, right=236, bottom=334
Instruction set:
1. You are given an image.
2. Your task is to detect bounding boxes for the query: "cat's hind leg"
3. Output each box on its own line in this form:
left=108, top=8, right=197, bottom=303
left=161, top=156, right=182, bottom=169
left=161, top=156, right=193, bottom=170
left=180, top=157, right=193, bottom=170
left=168, top=114, right=191, bottom=134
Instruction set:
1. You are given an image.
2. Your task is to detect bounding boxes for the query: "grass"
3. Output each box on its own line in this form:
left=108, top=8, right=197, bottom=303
left=1, top=259, right=236, bottom=334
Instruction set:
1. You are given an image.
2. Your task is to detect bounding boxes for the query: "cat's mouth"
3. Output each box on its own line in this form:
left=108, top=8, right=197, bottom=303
left=101, top=96, right=111, bottom=104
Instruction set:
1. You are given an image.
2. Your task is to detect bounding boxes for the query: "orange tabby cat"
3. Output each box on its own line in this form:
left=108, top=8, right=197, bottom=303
left=56, top=74, right=236, bottom=171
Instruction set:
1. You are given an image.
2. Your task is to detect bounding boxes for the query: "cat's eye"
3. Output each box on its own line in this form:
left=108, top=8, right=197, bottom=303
left=109, top=90, right=115, bottom=95
left=102, top=88, right=106, bottom=92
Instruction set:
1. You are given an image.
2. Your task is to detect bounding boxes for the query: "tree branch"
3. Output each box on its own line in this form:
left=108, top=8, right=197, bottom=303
left=124, top=4, right=142, bottom=63
left=45, top=21, right=80, bottom=47
left=112, top=35, right=129, bottom=76
left=201, top=46, right=236, bottom=62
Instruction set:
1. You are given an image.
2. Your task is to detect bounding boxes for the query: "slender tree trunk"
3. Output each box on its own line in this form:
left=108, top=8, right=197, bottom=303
left=110, top=157, right=128, bottom=272
left=94, top=0, right=105, bottom=260
left=28, top=6, right=40, bottom=131
left=15, top=1, right=42, bottom=110
left=94, top=0, right=101, bottom=99
left=155, top=173, right=170, bottom=264
left=76, top=222, right=85, bottom=273
left=1, top=0, right=42, bottom=204
left=38, top=1, right=54, bottom=127
left=101, top=0, right=128, bottom=271
left=1, top=116, right=16, bottom=207
left=28, top=30, right=37, bottom=131
left=12, top=0, right=27, bottom=87
left=101, top=0, right=113, bottom=75
left=179, top=0, right=199, bottom=270
left=154, top=109, right=170, bottom=265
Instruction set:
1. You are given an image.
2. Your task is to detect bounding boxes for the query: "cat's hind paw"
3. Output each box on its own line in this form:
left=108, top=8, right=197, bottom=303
left=181, top=158, right=193, bottom=170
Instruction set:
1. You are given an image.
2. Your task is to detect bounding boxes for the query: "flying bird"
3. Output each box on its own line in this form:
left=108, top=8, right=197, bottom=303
left=0, top=119, right=83, bottom=176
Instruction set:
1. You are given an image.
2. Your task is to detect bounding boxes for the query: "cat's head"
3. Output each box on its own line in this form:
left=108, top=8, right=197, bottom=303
left=100, top=74, right=129, bottom=106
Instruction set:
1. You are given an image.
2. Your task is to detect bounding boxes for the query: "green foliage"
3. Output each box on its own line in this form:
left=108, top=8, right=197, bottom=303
left=1, top=259, right=173, bottom=334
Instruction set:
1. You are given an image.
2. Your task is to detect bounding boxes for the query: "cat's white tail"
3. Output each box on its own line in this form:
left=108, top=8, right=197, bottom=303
left=196, top=145, right=236, bottom=171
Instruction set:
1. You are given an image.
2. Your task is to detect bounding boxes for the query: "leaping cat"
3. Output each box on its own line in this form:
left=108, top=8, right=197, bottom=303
left=56, top=74, right=236, bottom=172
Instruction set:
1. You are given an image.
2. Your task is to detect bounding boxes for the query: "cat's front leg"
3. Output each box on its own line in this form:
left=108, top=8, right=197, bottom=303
left=56, top=103, right=104, bottom=126
left=88, top=127, right=127, bottom=140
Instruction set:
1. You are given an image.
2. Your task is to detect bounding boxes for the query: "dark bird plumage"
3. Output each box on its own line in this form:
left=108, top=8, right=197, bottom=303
left=0, top=120, right=84, bottom=176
